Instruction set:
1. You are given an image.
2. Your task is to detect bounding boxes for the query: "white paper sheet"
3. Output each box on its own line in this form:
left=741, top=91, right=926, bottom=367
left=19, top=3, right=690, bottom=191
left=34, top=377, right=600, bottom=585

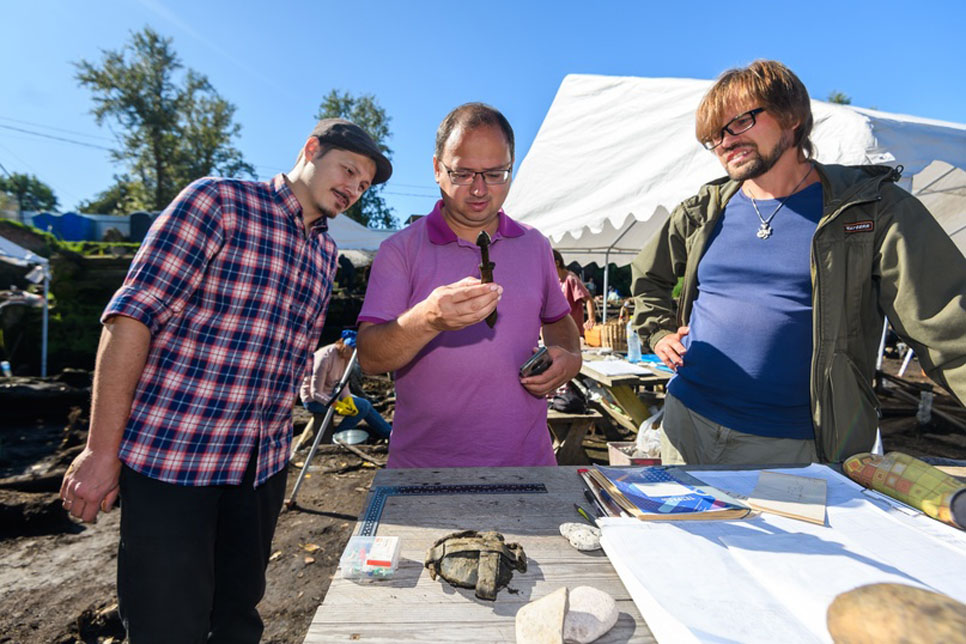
left=583, top=360, right=651, bottom=377
left=599, top=464, right=966, bottom=643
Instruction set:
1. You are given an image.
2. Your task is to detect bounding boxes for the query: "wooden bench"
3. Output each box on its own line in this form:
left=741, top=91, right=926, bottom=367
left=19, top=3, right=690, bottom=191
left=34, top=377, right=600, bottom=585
left=546, top=409, right=601, bottom=465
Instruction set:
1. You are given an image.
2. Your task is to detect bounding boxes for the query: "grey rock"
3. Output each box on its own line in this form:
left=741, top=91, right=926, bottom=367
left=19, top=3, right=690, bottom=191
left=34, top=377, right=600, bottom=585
left=564, top=586, right=618, bottom=643
left=516, top=586, right=569, bottom=644
left=558, top=522, right=602, bottom=551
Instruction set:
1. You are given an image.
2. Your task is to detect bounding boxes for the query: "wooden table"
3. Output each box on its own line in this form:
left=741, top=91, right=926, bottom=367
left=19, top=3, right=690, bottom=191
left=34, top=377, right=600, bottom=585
left=578, top=355, right=670, bottom=432
left=546, top=410, right=601, bottom=465
left=303, top=466, right=653, bottom=643
left=579, top=358, right=671, bottom=389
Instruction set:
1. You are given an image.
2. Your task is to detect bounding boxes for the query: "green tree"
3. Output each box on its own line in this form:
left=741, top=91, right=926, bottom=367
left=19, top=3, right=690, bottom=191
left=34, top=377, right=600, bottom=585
left=316, top=90, right=395, bottom=228
left=75, top=27, right=254, bottom=212
left=77, top=175, right=151, bottom=215
left=827, top=91, right=852, bottom=105
left=0, top=173, right=59, bottom=212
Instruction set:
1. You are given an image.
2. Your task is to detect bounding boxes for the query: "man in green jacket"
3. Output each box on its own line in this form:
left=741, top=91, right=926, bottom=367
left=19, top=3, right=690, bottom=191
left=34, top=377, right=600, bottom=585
left=631, top=59, right=966, bottom=464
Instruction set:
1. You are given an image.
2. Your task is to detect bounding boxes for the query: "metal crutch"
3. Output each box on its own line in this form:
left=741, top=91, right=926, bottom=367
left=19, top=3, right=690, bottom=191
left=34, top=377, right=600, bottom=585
left=286, top=348, right=358, bottom=508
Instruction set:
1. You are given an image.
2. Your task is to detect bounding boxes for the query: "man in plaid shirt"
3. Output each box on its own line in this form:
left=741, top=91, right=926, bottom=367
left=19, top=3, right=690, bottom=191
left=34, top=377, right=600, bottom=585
left=59, top=119, right=391, bottom=643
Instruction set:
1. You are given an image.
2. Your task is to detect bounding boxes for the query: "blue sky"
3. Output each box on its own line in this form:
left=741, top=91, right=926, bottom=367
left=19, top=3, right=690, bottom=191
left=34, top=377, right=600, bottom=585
left=1, top=0, right=964, bottom=222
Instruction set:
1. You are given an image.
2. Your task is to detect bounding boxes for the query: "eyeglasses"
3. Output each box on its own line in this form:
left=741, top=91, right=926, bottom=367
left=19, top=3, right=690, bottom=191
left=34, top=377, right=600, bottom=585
left=702, top=107, right=766, bottom=150
left=438, top=161, right=512, bottom=185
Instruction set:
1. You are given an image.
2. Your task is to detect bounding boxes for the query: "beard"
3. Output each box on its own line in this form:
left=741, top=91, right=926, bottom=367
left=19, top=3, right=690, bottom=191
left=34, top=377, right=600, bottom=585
left=315, top=201, right=339, bottom=219
left=723, top=130, right=794, bottom=182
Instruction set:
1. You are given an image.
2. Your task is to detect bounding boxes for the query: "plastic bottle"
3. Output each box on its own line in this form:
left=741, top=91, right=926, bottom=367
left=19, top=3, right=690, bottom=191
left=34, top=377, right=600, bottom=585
left=0, top=361, right=11, bottom=378
left=626, top=321, right=642, bottom=362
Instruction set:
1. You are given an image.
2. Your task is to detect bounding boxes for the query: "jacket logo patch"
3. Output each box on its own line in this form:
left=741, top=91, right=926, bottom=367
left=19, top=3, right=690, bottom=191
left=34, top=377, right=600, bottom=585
left=844, top=220, right=873, bottom=234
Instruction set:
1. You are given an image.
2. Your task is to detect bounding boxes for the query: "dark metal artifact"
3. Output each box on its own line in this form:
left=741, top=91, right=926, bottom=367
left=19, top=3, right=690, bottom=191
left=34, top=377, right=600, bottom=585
left=424, top=530, right=527, bottom=601
left=475, top=231, right=498, bottom=328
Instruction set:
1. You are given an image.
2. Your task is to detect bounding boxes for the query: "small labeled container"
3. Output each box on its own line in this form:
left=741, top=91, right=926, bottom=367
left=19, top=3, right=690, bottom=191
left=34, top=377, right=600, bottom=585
left=339, top=535, right=401, bottom=580
left=0, top=361, right=11, bottom=378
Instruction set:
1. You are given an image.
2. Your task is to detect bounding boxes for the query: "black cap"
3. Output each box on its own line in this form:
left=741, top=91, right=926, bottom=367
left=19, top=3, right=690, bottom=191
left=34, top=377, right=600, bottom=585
left=311, top=118, right=392, bottom=185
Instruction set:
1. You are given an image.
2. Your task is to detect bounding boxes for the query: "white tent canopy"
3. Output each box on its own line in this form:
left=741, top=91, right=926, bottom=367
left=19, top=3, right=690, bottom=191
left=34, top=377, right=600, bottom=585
left=0, top=234, right=48, bottom=269
left=326, top=216, right=395, bottom=252
left=0, top=233, right=50, bottom=376
left=912, top=161, right=966, bottom=255
left=506, top=74, right=966, bottom=267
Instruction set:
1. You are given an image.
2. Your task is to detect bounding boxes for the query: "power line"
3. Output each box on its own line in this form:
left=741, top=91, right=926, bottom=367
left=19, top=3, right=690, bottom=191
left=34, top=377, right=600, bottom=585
left=0, top=144, right=82, bottom=203
left=0, top=116, right=116, bottom=142
left=383, top=190, right=439, bottom=198
left=390, top=182, right=438, bottom=190
left=0, top=124, right=114, bottom=151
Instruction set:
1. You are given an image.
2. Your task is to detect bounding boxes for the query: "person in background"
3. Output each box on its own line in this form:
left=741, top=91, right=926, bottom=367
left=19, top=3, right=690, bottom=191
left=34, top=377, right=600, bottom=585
left=337, top=253, right=357, bottom=293
left=59, top=118, right=391, bottom=642
left=300, top=330, right=392, bottom=440
left=631, top=59, right=966, bottom=466
left=553, top=249, right=596, bottom=336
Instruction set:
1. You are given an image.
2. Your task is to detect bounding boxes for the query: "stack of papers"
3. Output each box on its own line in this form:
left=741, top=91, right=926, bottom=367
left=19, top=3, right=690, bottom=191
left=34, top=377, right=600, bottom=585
left=583, top=360, right=651, bottom=377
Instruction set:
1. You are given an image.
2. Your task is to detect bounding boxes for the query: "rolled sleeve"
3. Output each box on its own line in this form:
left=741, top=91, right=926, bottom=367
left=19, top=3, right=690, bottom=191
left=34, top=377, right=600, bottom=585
left=100, top=286, right=169, bottom=334
left=102, top=178, right=228, bottom=334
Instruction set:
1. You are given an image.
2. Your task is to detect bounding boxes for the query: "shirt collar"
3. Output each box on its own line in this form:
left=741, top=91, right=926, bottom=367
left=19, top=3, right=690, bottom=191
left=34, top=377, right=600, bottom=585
left=272, top=174, right=329, bottom=234
left=425, top=199, right=526, bottom=245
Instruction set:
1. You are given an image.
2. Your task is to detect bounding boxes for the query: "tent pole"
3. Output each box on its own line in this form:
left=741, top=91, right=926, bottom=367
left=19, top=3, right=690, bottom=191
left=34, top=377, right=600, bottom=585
left=897, top=347, right=915, bottom=377
left=601, top=218, right=640, bottom=323
left=875, top=317, right=889, bottom=371
left=41, top=267, right=48, bottom=378
left=602, top=248, right=611, bottom=323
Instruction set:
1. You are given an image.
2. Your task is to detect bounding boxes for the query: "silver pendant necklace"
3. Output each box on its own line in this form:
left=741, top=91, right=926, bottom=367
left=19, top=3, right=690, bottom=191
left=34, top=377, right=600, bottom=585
left=748, top=162, right=814, bottom=240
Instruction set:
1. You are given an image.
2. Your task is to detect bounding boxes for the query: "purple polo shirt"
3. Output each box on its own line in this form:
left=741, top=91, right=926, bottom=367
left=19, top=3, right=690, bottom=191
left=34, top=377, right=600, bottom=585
left=359, top=200, right=570, bottom=468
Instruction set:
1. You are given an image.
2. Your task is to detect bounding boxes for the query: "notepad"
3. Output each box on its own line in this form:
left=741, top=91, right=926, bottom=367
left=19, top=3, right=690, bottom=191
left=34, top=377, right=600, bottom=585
left=746, top=471, right=827, bottom=525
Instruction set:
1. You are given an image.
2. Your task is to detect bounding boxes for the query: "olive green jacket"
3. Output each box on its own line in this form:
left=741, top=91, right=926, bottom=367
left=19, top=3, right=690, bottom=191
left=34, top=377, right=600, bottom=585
left=631, top=163, right=966, bottom=462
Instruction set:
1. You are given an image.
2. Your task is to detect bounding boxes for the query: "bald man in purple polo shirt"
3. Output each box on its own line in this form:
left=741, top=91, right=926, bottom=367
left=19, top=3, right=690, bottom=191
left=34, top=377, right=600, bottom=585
left=357, top=103, right=582, bottom=469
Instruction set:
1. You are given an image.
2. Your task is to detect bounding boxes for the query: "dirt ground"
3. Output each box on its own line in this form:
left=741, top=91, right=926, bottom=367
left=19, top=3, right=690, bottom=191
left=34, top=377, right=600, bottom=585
left=1, top=358, right=965, bottom=643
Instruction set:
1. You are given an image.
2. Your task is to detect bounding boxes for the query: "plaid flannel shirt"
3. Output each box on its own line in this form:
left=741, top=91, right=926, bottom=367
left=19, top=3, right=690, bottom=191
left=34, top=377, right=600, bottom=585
left=103, top=175, right=337, bottom=486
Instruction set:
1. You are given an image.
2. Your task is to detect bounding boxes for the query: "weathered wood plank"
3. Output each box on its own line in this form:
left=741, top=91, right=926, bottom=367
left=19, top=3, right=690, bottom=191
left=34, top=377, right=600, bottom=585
left=303, top=467, right=654, bottom=643
left=321, top=562, right=634, bottom=606
left=304, top=599, right=651, bottom=643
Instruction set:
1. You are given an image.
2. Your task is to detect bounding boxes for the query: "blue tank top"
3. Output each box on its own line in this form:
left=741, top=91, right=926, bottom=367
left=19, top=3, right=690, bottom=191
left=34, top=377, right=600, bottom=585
left=668, top=182, right=823, bottom=438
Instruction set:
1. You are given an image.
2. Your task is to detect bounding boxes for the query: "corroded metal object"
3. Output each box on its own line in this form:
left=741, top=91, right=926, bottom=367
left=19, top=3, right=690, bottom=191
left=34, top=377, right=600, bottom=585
left=475, top=231, right=498, bottom=328
left=424, top=530, right=527, bottom=601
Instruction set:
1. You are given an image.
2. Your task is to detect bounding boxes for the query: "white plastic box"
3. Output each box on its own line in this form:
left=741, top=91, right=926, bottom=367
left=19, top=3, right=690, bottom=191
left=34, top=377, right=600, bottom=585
left=339, top=536, right=401, bottom=580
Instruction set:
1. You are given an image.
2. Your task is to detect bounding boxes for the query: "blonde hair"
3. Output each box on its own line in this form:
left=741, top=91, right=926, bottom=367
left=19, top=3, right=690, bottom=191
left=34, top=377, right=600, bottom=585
left=696, top=60, right=813, bottom=158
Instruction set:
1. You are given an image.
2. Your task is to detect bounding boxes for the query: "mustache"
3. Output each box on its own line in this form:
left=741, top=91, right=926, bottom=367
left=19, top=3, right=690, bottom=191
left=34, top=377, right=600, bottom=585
left=722, top=141, right=757, bottom=154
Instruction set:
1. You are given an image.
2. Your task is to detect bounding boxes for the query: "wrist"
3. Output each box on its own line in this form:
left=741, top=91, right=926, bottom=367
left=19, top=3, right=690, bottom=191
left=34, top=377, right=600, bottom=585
left=85, top=428, right=124, bottom=458
left=648, top=328, right=673, bottom=352
left=403, top=300, right=443, bottom=336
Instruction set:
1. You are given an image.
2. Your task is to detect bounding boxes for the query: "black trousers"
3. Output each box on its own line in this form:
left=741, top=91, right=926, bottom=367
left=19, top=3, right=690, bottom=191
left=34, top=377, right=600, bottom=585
left=117, top=454, right=287, bottom=644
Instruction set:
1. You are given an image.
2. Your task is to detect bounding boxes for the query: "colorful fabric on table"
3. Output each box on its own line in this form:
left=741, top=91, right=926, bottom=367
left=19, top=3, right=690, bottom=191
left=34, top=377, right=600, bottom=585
left=844, top=451, right=966, bottom=529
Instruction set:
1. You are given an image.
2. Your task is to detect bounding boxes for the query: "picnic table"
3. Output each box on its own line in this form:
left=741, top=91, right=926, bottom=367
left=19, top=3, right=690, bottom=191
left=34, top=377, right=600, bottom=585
left=579, top=352, right=671, bottom=389
left=578, top=352, right=670, bottom=433
left=303, top=466, right=654, bottom=643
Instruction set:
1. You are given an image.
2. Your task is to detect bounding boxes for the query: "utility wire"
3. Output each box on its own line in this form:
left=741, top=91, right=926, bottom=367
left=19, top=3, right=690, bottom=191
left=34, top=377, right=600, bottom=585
left=390, top=182, right=439, bottom=190
left=0, top=116, right=116, bottom=142
left=383, top=190, right=439, bottom=198
left=0, top=124, right=114, bottom=151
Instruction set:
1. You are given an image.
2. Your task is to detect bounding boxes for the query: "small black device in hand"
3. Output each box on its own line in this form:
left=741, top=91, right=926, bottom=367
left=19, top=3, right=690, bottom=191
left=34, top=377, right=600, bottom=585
left=519, top=346, right=552, bottom=378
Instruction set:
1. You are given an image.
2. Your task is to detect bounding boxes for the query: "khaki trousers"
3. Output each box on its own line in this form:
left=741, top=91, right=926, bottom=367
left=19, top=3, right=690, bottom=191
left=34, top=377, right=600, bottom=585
left=661, top=393, right=817, bottom=466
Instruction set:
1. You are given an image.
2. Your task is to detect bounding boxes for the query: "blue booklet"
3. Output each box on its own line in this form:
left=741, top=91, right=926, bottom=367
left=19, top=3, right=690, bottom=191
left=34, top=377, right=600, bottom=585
left=589, top=465, right=751, bottom=521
